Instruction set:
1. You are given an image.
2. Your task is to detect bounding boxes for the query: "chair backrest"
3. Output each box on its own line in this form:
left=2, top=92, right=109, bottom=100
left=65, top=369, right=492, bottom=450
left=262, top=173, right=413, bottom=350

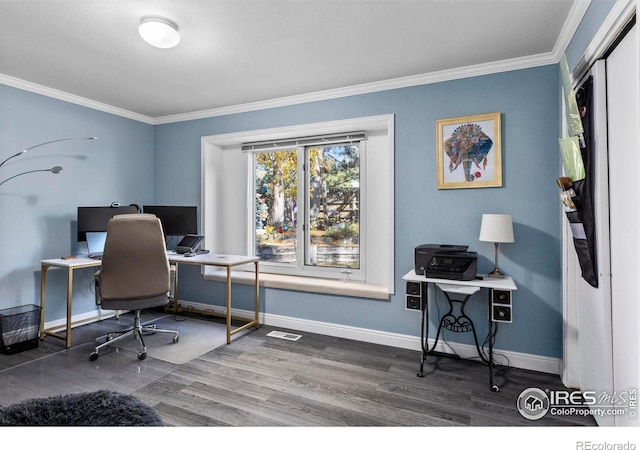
left=98, top=214, right=170, bottom=301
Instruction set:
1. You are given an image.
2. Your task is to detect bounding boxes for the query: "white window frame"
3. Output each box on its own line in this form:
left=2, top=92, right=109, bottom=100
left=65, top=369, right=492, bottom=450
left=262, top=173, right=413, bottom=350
left=250, top=142, right=366, bottom=281
left=201, top=115, right=394, bottom=297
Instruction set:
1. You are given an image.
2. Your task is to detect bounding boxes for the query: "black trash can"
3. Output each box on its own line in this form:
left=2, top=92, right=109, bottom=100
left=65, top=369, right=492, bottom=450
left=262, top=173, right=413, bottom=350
left=0, top=304, right=42, bottom=354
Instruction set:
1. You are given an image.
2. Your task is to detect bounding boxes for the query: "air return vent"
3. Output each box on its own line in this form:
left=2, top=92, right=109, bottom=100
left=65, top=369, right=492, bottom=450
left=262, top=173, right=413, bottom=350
left=267, top=331, right=302, bottom=341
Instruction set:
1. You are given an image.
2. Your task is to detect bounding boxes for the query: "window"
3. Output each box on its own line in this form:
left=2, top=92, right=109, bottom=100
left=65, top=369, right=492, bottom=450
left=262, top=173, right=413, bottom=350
left=202, top=115, right=394, bottom=297
left=253, top=141, right=362, bottom=280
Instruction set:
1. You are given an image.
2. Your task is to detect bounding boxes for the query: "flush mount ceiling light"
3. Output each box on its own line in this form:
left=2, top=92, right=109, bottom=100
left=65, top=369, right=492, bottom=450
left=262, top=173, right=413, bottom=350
left=138, top=16, right=180, bottom=49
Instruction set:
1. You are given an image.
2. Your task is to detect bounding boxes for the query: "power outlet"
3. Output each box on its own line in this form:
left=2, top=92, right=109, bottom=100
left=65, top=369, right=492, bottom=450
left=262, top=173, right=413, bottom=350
left=405, top=281, right=422, bottom=311
left=491, top=289, right=512, bottom=323
left=492, top=304, right=512, bottom=322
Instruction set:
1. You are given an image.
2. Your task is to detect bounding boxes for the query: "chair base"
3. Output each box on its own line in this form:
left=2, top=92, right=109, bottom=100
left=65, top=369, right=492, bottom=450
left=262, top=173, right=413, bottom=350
left=89, top=310, right=179, bottom=361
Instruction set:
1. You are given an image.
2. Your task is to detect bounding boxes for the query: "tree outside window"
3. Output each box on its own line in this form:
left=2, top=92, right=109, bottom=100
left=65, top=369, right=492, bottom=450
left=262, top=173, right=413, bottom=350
left=254, top=144, right=360, bottom=271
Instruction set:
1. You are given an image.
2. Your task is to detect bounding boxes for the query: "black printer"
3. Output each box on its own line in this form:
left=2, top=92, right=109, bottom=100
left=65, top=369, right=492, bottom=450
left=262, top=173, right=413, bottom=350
left=414, top=244, right=478, bottom=281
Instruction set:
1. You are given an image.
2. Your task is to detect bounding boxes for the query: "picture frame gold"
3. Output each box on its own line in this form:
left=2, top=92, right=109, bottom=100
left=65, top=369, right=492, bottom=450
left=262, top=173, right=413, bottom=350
left=436, top=112, right=502, bottom=189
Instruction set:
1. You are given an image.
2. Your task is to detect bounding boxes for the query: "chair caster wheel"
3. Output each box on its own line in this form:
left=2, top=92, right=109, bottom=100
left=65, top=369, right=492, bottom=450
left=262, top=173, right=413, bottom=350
left=89, top=352, right=99, bottom=361
left=173, top=335, right=179, bottom=344
left=138, top=352, right=147, bottom=360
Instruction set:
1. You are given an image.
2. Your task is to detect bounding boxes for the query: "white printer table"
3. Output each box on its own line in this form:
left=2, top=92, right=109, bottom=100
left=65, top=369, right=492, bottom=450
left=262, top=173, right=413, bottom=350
left=402, top=270, right=517, bottom=391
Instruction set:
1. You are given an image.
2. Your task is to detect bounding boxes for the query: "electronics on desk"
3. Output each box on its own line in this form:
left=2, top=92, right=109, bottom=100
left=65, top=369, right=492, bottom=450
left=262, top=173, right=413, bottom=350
left=425, top=251, right=478, bottom=281
left=491, top=290, right=512, bottom=323
left=414, top=244, right=468, bottom=275
left=142, top=205, right=198, bottom=237
left=86, top=232, right=107, bottom=259
left=175, top=234, right=204, bottom=254
left=77, top=204, right=140, bottom=242
left=414, top=243, right=477, bottom=281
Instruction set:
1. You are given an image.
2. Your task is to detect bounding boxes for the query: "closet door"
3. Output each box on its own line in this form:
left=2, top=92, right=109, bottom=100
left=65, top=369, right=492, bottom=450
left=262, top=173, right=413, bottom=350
left=606, top=23, right=639, bottom=427
left=575, top=62, right=614, bottom=427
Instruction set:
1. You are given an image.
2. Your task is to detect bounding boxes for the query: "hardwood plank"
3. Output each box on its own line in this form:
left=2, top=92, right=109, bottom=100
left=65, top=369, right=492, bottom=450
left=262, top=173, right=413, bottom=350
left=0, top=318, right=598, bottom=427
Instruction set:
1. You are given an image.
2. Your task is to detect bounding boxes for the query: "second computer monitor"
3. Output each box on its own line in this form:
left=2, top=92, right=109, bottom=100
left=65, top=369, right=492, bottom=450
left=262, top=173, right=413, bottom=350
left=142, top=205, right=198, bottom=236
left=77, top=205, right=140, bottom=241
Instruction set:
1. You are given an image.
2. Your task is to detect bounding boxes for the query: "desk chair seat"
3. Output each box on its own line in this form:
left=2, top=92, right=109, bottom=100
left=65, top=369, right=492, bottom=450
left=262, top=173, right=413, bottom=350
left=89, top=214, right=179, bottom=361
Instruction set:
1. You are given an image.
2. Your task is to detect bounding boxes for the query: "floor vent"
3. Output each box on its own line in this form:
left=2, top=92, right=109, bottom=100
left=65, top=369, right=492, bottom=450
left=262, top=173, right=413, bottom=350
left=267, top=331, right=302, bottom=341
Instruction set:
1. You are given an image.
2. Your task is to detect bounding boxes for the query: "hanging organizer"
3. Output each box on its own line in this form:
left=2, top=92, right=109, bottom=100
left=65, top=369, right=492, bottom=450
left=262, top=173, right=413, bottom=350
left=558, top=65, right=598, bottom=288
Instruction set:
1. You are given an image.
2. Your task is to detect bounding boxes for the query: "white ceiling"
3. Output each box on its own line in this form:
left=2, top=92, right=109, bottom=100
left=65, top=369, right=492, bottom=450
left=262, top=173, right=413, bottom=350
left=0, top=1, right=584, bottom=123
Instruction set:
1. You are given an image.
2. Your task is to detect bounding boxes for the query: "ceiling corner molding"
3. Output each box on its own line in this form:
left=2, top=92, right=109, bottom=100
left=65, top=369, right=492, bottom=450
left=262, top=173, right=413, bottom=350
left=0, top=73, right=155, bottom=125
left=573, top=0, right=636, bottom=81
left=153, top=52, right=558, bottom=125
left=553, top=0, right=593, bottom=62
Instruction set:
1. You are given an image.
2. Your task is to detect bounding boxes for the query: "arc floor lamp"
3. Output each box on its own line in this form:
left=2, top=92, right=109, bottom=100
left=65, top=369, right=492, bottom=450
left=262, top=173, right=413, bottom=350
left=0, top=137, right=99, bottom=187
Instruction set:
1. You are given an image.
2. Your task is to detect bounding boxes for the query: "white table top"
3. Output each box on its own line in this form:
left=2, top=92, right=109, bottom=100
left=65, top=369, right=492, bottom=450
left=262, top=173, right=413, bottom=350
left=41, top=256, right=101, bottom=269
left=166, top=251, right=259, bottom=267
left=42, top=252, right=258, bottom=269
left=403, top=269, right=517, bottom=291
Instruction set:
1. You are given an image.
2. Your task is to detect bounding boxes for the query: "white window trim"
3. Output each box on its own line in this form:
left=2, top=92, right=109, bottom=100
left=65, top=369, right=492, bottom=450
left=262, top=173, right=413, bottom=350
left=201, top=114, right=394, bottom=298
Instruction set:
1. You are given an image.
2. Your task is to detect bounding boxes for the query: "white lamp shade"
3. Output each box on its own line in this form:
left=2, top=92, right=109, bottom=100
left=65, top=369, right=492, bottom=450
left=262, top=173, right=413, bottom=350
left=139, top=16, right=180, bottom=49
left=479, top=214, right=514, bottom=243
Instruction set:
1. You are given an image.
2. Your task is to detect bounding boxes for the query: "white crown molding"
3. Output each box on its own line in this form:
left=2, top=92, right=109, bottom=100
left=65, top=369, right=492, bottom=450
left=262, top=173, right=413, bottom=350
left=0, top=73, right=155, bottom=125
left=573, top=0, right=636, bottom=82
left=553, top=0, right=593, bottom=59
left=0, top=52, right=566, bottom=127
left=153, top=52, right=560, bottom=125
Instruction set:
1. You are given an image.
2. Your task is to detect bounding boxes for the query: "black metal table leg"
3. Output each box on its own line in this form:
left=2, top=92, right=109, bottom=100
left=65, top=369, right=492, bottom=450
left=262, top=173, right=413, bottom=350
left=488, top=288, right=499, bottom=392
left=417, top=282, right=500, bottom=392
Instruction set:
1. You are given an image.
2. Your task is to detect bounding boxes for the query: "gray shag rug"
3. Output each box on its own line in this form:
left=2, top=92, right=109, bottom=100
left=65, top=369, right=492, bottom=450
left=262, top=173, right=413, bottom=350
left=0, top=390, right=163, bottom=426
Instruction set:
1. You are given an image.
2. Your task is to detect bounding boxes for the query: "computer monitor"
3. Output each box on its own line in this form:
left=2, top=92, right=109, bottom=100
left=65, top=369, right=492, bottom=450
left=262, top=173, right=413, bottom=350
left=77, top=205, right=140, bottom=241
left=142, top=206, right=198, bottom=236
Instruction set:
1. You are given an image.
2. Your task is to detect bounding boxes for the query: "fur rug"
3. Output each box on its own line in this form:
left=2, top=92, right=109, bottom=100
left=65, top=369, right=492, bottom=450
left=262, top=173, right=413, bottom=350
left=0, top=390, right=163, bottom=426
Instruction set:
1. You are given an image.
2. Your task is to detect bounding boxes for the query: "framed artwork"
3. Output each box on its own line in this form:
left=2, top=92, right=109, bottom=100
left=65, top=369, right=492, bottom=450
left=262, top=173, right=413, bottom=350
left=436, top=112, right=502, bottom=189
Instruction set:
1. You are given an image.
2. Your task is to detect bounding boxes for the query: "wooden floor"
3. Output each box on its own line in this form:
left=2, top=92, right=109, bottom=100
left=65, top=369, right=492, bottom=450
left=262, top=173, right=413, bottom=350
left=136, top=319, right=596, bottom=427
left=0, top=312, right=597, bottom=428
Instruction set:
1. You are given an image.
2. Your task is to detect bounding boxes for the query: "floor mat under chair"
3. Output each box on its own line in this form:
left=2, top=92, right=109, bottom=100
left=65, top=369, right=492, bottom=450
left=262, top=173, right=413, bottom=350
left=107, top=315, right=248, bottom=364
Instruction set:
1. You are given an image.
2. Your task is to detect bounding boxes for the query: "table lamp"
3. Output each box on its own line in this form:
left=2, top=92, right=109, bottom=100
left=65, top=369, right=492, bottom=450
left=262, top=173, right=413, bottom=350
left=479, top=214, right=514, bottom=278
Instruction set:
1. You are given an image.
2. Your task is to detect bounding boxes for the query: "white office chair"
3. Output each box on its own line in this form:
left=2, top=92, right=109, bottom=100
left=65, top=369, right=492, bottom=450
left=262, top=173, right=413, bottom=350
left=89, top=214, right=179, bottom=361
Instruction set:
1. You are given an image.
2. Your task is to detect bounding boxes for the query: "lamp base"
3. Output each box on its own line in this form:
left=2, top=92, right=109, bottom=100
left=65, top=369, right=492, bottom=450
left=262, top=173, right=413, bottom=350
left=487, top=269, right=505, bottom=279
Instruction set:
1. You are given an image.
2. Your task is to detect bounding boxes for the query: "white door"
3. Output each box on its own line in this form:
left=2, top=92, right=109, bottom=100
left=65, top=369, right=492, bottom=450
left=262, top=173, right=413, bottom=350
left=606, top=23, right=639, bottom=427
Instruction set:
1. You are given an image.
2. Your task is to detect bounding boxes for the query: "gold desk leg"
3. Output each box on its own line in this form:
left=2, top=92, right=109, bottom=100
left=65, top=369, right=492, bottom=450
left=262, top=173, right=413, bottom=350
left=226, top=266, right=232, bottom=344
left=39, top=264, right=49, bottom=340
left=254, top=261, right=260, bottom=327
left=65, top=266, right=74, bottom=348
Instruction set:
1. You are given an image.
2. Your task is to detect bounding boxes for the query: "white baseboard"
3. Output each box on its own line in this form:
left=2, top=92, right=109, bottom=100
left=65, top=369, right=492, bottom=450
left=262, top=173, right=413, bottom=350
left=51, top=300, right=560, bottom=375
left=43, top=309, right=116, bottom=332
left=174, top=299, right=562, bottom=375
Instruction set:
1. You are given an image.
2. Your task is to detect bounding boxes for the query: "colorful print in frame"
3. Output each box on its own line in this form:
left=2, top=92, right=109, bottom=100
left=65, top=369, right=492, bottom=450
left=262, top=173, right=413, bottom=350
left=436, top=112, right=502, bottom=189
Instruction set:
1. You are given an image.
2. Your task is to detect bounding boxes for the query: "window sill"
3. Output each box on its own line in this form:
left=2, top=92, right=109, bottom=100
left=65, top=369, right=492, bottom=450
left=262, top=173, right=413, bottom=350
left=203, top=269, right=390, bottom=300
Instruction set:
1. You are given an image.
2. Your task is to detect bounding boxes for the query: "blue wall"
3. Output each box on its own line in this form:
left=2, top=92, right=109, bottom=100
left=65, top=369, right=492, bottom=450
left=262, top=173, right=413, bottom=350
left=0, top=0, right=616, bottom=359
left=0, top=85, right=155, bottom=321
left=154, top=65, right=564, bottom=357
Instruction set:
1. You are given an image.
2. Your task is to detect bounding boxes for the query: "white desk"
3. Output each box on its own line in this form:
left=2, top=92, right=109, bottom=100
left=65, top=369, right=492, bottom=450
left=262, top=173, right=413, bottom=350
left=403, top=270, right=517, bottom=391
left=40, top=253, right=260, bottom=348
left=165, top=252, right=260, bottom=344
left=40, top=257, right=103, bottom=348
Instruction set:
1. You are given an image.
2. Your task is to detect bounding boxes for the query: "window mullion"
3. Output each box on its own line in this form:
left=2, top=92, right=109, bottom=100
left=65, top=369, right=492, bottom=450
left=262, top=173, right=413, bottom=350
left=297, top=146, right=306, bottom=270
